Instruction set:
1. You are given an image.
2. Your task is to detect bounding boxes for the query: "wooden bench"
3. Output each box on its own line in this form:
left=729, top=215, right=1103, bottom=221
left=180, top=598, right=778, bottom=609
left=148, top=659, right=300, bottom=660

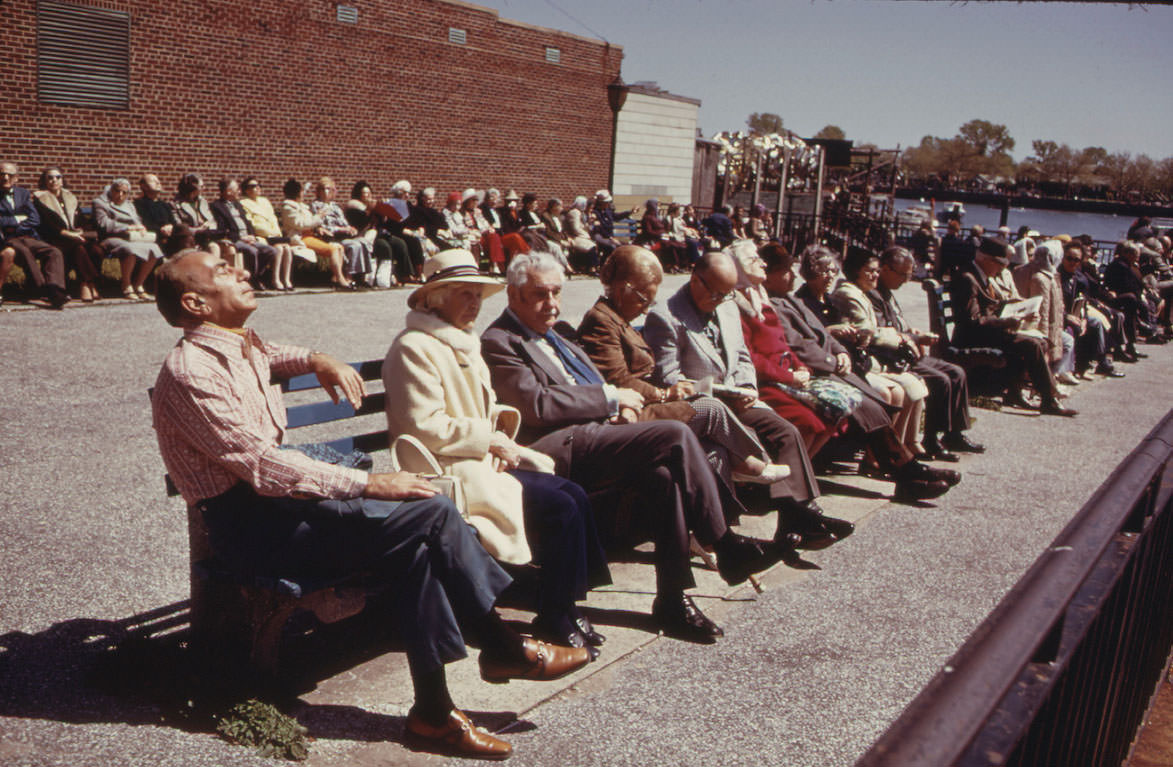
left=160, top=360, right=400, bottom=676
left=921, top=278, right=1007, bottom=374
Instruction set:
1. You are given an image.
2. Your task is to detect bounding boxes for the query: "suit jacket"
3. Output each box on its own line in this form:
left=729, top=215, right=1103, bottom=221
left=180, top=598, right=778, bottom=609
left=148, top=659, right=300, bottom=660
left=0, top=185, right=41, bottom=238
left=576, top=297, right=695, bottom=422
left=642, top=284, right=756, bottom=390
left=770, top=293, right=848, bottom=376
left=210, top=198, right=258, bottom=241
left=949, top=261, right=1015, bottom=348
left=830, top=281, right=903, bottom=350
left=32, top=188, right=81, bottom=239
left=480, top=310, right=613, bottom=455
left=771, top=292, right=895, bottom=424
left=1104, top=257, right=1146, bottom=300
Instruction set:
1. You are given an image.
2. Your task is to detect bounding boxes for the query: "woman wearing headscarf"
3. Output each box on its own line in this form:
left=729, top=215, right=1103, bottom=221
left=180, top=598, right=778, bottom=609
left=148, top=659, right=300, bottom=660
left=563, top=195, right=597, bottom=273
left=383, top=248, right=610, bottom=654
left=1014, top=239, right=1076, bottom=383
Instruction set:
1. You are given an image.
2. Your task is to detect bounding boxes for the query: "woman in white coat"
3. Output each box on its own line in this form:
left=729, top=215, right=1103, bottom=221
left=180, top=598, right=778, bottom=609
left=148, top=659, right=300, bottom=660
left=383, top=248, right=610, bottom=655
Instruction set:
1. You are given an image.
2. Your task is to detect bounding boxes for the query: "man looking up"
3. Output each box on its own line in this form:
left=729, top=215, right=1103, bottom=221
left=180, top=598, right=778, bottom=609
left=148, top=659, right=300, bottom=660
left=150, top=249, right=590, bottom=760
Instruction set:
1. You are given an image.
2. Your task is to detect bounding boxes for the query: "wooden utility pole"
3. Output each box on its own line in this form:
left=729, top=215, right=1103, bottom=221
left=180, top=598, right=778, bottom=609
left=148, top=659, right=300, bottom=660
left=774, top=147, right=791, bottom=240
left=814, top=147, right=826, bottom=240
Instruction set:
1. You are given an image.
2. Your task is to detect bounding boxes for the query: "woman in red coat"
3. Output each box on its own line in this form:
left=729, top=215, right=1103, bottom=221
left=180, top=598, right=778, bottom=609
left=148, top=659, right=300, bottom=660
left=731, top=241, right=841, bottom=456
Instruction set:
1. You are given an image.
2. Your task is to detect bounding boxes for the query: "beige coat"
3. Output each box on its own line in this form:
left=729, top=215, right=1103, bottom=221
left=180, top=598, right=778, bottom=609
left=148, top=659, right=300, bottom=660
left=383, top=309, right=533, bottom=564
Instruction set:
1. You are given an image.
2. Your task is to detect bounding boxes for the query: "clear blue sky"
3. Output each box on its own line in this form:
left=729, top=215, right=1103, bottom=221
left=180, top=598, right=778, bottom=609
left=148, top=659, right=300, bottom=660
left=475, top=0, right=1173, bottom=161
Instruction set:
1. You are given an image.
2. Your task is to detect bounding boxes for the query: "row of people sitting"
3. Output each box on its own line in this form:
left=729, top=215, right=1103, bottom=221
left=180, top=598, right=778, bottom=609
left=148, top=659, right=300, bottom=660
left=1, top=158, right=698, bottom=309
left=151, top=240, right=979, bottom=759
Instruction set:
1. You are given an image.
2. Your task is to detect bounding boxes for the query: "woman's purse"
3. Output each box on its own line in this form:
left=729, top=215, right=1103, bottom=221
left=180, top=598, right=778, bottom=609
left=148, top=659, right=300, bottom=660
left=771, top=377, right=862, bottom=424
left=388, top=434, right=467, bottom=514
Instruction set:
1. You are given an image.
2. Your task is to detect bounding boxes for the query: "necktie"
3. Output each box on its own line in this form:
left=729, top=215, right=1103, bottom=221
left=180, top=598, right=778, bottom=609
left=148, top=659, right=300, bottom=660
left=544, top=330, right=602, bottom=385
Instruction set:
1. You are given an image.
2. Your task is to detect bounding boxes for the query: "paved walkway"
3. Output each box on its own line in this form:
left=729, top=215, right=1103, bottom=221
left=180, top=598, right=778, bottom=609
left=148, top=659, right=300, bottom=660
left=0, top=275, right=1169, bottom=766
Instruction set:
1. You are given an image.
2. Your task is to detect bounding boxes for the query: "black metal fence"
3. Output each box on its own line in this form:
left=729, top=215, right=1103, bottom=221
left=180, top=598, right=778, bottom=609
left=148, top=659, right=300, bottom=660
left=857, top=410, right=1173, bottom=767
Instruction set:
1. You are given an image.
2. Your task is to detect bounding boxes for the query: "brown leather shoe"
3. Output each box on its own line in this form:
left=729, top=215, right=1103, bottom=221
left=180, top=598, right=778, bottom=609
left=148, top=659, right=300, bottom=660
left=404, top=708, right=512, bottom=760
left=479, top=637, right=592, bottom=683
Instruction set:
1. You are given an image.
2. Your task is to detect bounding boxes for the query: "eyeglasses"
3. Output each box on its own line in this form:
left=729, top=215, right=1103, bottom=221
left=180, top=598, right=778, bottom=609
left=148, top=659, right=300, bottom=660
left=696, top=271, right=733, bottom=304
left=624, top=283, right=654, bottom=306
left=812, top=264, right=840, bottom=276
left=46, top=173, right=62, bottom=180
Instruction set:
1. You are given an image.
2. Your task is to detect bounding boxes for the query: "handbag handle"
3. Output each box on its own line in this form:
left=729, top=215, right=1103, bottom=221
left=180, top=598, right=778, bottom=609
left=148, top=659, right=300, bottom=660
left=388, top=434, right=444, bottom=475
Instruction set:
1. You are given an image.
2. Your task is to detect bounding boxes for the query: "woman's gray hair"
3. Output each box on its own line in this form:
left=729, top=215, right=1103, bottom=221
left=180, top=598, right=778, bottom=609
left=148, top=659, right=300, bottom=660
left=390, top=180, right=412, bottom=195
left=422, top=283, right=453, bottom=312
left=506, top=251, right=564, bottom=289
left=572, top=195, right=588, bottom=210
left=110, top=177, right=131, bottom=191
left=799, top=244, right=839, bottom=281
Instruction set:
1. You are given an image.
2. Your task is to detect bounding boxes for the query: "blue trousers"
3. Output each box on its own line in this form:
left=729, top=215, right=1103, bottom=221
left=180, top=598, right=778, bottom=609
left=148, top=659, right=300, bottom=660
left=199, top=483, right=512, bottom=674
left=508, top=469, right=611, bottom=622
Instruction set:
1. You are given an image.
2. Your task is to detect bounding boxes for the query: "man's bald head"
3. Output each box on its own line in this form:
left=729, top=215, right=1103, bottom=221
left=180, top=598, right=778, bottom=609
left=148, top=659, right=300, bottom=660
left=601, top=244, right=662, bottom=286
left=689, top=251, right=737, bottom=313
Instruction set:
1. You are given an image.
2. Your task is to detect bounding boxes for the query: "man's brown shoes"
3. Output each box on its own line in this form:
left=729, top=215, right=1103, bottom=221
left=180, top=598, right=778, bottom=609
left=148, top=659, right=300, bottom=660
left=405, top=708, right=513, bottom=760
left=479, top=637, right=592, bottom=683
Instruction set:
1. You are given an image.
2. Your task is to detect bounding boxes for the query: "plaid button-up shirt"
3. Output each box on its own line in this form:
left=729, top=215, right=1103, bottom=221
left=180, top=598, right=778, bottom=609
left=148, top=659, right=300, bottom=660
left=152, top=323, right=367, bottom=506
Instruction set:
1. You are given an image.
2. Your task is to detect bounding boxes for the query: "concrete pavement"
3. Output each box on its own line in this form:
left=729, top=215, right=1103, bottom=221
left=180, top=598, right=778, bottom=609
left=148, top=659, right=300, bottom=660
left=0, top=274, right=1169, bottom=766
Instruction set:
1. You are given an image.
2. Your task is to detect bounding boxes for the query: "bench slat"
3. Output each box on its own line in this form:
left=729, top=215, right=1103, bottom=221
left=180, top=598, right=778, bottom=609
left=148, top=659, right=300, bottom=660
left=319, top=431, right=388, bottom=456
left=286, top=392, right=387, bottom=428
left=282, top=360, right=384, bottom=393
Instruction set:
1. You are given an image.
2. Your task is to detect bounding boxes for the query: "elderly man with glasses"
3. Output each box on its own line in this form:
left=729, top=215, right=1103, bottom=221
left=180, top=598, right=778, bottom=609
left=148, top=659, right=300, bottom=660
left=0, top=161, right=69, bottom=308
left=642, top=251, right=825, bottom=536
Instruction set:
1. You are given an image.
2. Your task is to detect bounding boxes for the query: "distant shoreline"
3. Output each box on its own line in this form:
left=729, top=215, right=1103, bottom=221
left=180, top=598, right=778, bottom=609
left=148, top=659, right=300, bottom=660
left=895, top=188, right=1173, bottom=219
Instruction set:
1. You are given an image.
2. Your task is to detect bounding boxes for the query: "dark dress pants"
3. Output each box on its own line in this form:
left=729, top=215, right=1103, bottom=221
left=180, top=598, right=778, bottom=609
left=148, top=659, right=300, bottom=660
left=734, top=405, right=820, bottom=503
left=538, top=419, right=728, bottom=596
left=233, top=240, right=276, bottom=282
left=508, top=469, right=611, bottom=622
left=1008, top=333, right=1060, bottom=402
left=49, top=233, right=103, bottom=283
left=7, top=235, right=65, bottom=291
left=912, top=356, right=970, bottom=436
left=199, top=483, right=512, bottom=675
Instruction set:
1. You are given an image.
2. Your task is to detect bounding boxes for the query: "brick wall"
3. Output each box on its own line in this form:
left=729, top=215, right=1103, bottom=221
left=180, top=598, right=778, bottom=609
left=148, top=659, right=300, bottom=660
left=1, top=0, right=623, bottom=205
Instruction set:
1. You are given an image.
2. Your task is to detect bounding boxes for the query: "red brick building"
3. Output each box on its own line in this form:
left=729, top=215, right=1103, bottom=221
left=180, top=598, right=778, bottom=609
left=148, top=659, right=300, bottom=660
left=3, top=0, right=624, bottom=203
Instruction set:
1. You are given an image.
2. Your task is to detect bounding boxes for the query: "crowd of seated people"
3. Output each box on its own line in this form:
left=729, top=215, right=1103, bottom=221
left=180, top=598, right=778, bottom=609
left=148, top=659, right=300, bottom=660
left=139, top=192, right=1173, bottom=758
left=4, top=159, right=730, bottom=309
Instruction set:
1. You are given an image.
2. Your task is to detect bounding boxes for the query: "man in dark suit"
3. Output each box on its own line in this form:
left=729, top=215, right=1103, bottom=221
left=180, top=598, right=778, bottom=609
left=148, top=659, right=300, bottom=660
left=481, top=251, right=774, bottom=644
left=950, top=238, right=1076, bottom=416
left=760, top=245, right=957, bottom=502
left=0, top=162, right=68, bottom=308
left=873, top=246, right=982, bottom=459
left=211, top=178, right=276, bottom=285
left=642, top=251, right=847, bottom=545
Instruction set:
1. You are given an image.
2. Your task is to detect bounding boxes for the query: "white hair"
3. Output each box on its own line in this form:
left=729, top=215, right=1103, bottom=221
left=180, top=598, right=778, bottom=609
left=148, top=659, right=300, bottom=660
left=390, top=180, right=412, bottom=195
left=506, top=251, right=564, bottom=289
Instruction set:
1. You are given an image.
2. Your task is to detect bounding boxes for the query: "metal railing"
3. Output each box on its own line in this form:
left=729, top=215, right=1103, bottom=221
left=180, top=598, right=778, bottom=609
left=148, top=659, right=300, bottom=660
left=857, top=410, right=1173, bottom=767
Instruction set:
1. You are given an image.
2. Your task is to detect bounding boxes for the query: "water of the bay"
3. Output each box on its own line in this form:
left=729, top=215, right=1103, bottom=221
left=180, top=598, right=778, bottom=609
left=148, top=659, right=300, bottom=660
left=895, top=197, right=1141, bottom=243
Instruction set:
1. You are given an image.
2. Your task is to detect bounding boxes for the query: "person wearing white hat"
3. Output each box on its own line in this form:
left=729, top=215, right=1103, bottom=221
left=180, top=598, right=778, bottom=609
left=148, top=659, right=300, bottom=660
left=384, top=248, right=611, bottom=655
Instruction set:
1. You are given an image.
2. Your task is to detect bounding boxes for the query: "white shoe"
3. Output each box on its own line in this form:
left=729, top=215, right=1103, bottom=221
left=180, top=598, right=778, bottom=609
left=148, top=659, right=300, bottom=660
left=732, top=463, right=791, bottom=484
left=1056, top=372, right=1080, bottom=385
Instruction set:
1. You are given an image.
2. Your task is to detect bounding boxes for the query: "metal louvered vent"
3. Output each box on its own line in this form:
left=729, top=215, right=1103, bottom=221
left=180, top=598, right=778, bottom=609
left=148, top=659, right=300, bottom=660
left=36, top=0, right=130, bottom=109
left=336, top=5, right=358, bottom=24
left=448, top=27, right=467, bottom=45
left=545, top=47, right=561, bottom=64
